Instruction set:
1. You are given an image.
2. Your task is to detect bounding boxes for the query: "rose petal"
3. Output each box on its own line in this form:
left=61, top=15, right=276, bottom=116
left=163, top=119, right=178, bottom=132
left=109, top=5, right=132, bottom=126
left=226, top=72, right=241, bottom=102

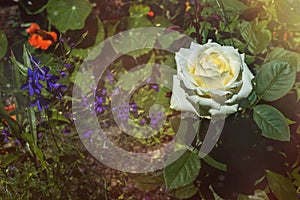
left=225, top=63, right=254, bottom=104
left=209, top=104, right=239, bottom=116
left=170, top=75, right=200, bottom=116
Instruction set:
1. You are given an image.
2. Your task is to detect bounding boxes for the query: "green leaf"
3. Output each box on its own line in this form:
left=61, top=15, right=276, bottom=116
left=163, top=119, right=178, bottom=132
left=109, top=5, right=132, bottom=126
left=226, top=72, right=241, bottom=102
left=240, top=20, right=272, bottom=55
left=248, top=91, right=258, bottom=107
left=253, top=104, right=290, bottom=141
left=203, top=155, right=227, bottom=172
left=221, top=0, right=248, bottom=12
left=266, top=170, right=298, bottom=200
left=265, top=47, right=300, bottom=72
left=151, top=16, right=173, bottom=27
left=11, top=53, right=28, bottom=77
left=19, top=0, right=48, bottom=14
left=275, top=0, right=300, bottom=24
left=167, top=184, right=199, bottom=199
left=129, top=4, right=150, bottom=17
left=111, top=28, right=156, bottom=58
left=157, top=31, right=185, bottom=49
left=238, top=190, right=269, bottom=200
left=0, top=31, right=7, bottom=59
left=0, top=154, right=21, bottom=167
left=294, top=82, right=300, bottom=102
left=133, top=171, right=164, bottom=190
left=71, top=16, right=105, bottom=60
left=51, top=110, right=71, bottom=123
left=22, top=132, right=47, bottom=168
left=209, top=185, right=224, bottom=200
left=47, top=0, right=92, bottom=32
left=23, top=45, right=31, bottom=69
left=164, top=150, right=201, bottom=190
left=28, top=107, right=37, bottom=146
left=255, top=61, right=296, bottom=101
left=118, top=56, right=154, bottom=91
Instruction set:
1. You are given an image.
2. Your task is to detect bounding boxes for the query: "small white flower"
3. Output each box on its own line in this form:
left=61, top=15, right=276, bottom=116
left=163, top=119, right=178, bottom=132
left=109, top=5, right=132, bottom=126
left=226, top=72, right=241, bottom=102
left=170, top=40, right=254, bottom=118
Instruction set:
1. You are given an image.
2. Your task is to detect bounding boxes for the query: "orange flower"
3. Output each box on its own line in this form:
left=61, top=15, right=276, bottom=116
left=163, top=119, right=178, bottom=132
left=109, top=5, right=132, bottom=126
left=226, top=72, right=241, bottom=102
left=26, top=23, right=57, bottom=50
left=2, top=103, right=17, bottom=122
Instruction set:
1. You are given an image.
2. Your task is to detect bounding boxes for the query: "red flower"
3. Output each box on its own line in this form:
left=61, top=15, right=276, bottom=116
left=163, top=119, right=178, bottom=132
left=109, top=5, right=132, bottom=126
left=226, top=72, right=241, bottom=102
left=26, top=23, right=57, bottom=50
left=147, top=11, right=155, bottom=17
left=26, top=23, right=40, bottom=34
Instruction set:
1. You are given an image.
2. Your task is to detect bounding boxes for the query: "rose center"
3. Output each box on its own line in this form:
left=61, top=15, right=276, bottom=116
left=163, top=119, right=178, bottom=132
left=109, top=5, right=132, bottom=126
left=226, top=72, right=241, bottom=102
left=188, top=52, right=235, bottom=89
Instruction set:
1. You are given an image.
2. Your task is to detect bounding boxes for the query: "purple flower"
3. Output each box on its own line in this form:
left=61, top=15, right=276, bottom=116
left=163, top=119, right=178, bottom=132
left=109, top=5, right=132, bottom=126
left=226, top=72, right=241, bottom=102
left=1, top=129, right=10, bottom=142
left=83, top=130, right=94, bottom=138
left=42, top=68, right=66, bottom=97
left=130, top=103, right=138, bottom=113
left=21, top=56, right=67, bottom=111
left=150, top=112, right=164, bottom=130
left=61, top=127, right=71, bottom=134
left=140, top=118, right=146, bottom=125
left=151, top=84, right=159, bottom=92
left=30, top=96, right=50, bottom=111
left=15, top=139, right=21, bottom=145
left=101, top=89, right=107, bottom=95
left=60, top=71, right=67, bottom=78
left=95, top=96, right=106, bottom=113
left=107, top=70, right=114, bottom=85
left=64, top=63, right=72, bottom=68
left=112, top=102, right=129, bottom=122
left=21, top=68, right=43, bottom=95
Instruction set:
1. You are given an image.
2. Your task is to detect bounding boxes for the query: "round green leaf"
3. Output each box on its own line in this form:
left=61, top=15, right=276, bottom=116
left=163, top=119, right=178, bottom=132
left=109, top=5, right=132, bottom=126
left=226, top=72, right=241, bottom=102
left=255, top=61, right=296, bottom=101
left=253, top=104, right=290, bottom=141
left=0, top=31, right=8, bottom=59
left=266, top=170, right=298, bottom=200
left=163, top=150, right=201, bottom=190
left=47, top=0, right=92, bottom=32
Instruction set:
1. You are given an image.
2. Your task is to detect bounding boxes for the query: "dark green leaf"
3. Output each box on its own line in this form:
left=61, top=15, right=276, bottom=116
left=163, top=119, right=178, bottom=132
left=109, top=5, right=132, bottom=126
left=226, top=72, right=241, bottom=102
left=133, top=171, right=164, bottom=190
left=164, top=150, right=201, bottom=189
left=23, top=45, right=31, bottom=69
left=71, top=16, right=105, bottom=60
left=203, top=155, right=227, bottom=172
left=19, top=0, right=48, bottom=14
left=238, top=190, right=269, bottom=200
left=10, top=53, right=28, bottom=77
left=265, top=47, right=300, bottom=72
left=253, top=104, right=290, bottom=141
left=240, top=20, right=272, bottom=55
left=248, top=91, right=258, bottom=107
left=0, top=154, right=21, bottom=167
left=167, top=184, right=199, bottom=199
left=47, top=0, right=92, bottom=32
left=51, top=110, right=71, bottom=123
left=266, top=170, right=298, bottom=200
left=0, top=31, right=7, bottom=59
left=118, top=56, right=154, bottom=91
left=255, top=61, right=296, bottom=101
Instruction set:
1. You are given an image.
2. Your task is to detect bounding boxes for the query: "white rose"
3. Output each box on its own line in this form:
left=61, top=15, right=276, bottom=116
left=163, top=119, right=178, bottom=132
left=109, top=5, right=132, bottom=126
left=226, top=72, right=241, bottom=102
left=170, top=40, right=254, bottom=117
